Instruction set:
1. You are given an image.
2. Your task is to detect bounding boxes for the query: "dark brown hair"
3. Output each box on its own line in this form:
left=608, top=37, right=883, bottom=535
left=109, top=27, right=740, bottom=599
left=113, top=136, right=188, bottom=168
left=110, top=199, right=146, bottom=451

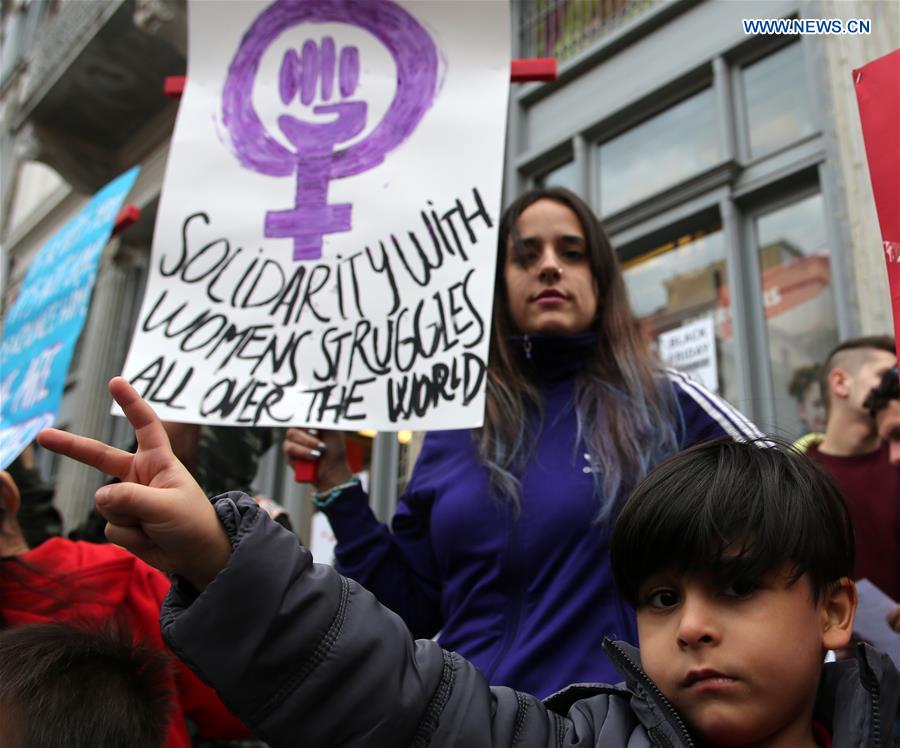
left=479, top=187, right=678, bottom=515
left=0, top=622, right=172, bottom=748
left=611, top=438, right=855, bottom=606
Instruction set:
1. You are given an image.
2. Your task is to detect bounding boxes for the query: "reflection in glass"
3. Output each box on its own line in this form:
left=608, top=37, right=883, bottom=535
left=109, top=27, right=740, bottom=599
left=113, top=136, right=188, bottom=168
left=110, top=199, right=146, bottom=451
left=598, top=88, right=720, bottom=216
left=536, top=160, right=579, bottom=193
left=755, top=193, right=837, bottom=438
left=742, top=42, right=815, bottom=158
left=623, top=226, right=738, bottom=406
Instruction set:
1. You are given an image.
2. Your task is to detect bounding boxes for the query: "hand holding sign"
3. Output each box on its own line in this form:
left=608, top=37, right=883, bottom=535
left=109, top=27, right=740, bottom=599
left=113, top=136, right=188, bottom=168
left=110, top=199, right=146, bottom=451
left=283, top=427, right=352, bottom=492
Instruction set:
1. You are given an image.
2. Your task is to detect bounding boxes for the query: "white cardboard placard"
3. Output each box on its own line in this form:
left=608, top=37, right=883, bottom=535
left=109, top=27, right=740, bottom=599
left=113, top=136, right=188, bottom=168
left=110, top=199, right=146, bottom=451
left=120, top=0, right=510, bottom=429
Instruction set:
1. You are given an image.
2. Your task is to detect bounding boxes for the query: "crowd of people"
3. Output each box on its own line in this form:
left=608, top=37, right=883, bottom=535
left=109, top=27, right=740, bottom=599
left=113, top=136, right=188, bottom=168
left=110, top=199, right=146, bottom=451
left=1, top=188, right=898, bottom=747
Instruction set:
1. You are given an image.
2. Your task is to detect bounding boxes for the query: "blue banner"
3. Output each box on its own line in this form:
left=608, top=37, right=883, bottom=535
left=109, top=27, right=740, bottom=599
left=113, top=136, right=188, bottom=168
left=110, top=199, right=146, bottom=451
left=0, top=167, right=140, bottom=468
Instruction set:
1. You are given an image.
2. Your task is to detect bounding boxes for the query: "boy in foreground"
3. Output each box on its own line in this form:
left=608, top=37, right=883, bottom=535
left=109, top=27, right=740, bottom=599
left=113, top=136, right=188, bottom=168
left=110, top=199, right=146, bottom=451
left=38, top=378, right=900, bottom=747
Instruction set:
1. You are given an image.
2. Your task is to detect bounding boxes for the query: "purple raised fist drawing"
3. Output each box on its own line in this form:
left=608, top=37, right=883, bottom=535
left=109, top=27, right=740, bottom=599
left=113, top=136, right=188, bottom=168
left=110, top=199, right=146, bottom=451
left=222, top=0, right=439, bottom=262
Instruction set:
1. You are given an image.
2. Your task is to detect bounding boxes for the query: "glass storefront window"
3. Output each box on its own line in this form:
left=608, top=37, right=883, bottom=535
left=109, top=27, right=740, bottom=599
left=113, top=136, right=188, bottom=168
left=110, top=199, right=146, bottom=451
left=597, top=88, right=720, bottom=216
left=536, top=159, right=579, bottom=193
left=755, top=192, right=837, bottom=439
left=622, top=226, right=738, bottom=406
left=741, top=42, right=815, bottom=159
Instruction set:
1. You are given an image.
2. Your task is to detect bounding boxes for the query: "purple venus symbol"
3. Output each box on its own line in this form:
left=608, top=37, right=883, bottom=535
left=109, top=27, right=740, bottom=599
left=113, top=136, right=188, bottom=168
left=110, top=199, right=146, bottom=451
left=222, top=0, right=439, bottom=262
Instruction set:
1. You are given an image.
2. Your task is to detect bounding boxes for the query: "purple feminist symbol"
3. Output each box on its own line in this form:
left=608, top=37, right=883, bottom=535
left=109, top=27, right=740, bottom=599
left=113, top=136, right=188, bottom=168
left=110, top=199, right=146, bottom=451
left=222, top=0, right=439, bottom=262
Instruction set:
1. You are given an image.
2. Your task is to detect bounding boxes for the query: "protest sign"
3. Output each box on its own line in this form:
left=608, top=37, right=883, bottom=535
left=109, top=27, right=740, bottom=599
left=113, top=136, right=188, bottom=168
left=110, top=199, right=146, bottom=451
left=120, top=0, right=510, bottom=430
left=658, top=316, right=718, bottom=393
left=0, top=167, right=140, bottom=469
left=853, top=49, right=900, bottom=357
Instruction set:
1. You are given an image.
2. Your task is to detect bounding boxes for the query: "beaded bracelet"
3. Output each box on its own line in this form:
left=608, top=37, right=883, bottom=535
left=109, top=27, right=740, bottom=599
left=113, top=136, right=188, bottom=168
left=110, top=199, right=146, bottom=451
left=311, top=477, right=361, bottom=510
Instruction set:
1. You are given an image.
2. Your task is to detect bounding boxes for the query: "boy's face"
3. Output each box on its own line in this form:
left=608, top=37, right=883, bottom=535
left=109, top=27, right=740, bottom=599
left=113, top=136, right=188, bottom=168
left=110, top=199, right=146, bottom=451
left=636, top=566, right=851, bottom=747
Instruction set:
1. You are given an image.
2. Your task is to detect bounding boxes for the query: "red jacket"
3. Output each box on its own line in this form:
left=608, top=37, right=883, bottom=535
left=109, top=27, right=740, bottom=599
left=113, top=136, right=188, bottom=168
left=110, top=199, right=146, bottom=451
left=0, top=538, right=248, bottom=747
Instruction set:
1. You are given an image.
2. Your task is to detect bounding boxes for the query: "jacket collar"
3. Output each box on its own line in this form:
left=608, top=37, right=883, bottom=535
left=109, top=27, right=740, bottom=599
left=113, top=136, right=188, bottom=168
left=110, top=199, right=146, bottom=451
left=507, top=332, right=595, bottom=384
left=544, top=639, right=900, bottom=748
left=541, top=640, right=694, bottom=746
left=601, top=639, right=696, bottom=747
left=815, top=643, right=900, bottom=748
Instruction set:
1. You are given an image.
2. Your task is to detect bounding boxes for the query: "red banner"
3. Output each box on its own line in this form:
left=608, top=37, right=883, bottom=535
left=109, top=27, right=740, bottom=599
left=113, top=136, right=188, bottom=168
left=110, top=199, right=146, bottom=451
left=853, top=49, right=900, bottom=358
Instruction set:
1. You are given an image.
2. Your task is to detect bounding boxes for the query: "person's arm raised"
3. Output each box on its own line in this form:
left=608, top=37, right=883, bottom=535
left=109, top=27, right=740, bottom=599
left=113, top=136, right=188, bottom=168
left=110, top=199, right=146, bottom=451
left=36, top=377, right=230, bottom=590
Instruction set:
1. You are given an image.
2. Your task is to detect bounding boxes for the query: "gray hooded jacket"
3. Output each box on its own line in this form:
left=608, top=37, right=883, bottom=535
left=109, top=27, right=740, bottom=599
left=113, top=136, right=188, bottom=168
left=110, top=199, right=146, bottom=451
left=161, top=494, right=900, bottom=747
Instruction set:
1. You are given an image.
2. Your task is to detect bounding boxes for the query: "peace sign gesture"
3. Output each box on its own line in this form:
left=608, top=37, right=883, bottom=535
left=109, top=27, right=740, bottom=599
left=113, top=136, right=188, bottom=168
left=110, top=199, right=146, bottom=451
left=37, top=377, right=231, bottom=590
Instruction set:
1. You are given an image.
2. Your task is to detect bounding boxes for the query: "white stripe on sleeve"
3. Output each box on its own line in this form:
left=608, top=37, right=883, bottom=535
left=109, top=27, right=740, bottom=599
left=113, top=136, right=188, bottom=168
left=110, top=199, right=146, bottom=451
left=666, top=368, right=765, bottom=442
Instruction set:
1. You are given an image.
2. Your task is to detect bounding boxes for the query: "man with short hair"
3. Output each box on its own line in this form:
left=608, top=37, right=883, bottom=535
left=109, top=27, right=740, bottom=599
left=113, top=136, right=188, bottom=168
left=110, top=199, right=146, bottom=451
left=805, top=336, right=899, bottom=602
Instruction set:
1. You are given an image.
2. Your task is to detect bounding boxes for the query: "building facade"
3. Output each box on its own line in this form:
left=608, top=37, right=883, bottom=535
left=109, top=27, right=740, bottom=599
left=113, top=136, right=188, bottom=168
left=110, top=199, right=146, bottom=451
left=1, top=0, right=897, bottom=531
left=508, top=0, right=898, bottom=439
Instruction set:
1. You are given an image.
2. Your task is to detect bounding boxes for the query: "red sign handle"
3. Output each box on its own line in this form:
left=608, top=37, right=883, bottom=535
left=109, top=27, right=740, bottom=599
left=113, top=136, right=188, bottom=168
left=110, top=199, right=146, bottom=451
left=112, top=205, right=140, bottom=236
left=293, top=459, right=318, bottom=484
left=510, top=58, right=557, bottom=82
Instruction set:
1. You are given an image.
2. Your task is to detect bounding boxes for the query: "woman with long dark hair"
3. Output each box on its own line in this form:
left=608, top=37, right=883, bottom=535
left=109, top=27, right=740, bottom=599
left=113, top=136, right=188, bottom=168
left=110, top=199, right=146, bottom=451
left=284, top=187, right=761, bottom=697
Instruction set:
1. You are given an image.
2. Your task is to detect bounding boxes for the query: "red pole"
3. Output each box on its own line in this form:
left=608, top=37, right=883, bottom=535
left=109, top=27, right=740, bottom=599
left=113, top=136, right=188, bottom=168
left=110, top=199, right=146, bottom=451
left=163, top=58, right=557, bottom=101
left=112, top=205, right=140, bottom=236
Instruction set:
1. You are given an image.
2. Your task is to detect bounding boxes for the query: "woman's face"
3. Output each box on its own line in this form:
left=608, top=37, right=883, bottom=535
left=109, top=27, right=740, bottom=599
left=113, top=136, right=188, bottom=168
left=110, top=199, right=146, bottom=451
left=504, top=199, right=598, bottom=336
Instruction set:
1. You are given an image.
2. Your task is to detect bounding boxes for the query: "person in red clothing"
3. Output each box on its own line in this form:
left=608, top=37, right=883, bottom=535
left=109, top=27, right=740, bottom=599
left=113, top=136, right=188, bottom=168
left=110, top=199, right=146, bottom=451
left=804, top=336, right=899, bottom=603
left=0, top=469, right=249, bottom=748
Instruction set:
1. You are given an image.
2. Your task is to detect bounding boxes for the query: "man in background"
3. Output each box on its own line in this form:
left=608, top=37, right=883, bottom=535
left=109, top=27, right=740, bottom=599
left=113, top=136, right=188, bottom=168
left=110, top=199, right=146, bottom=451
left=805, top=336, right=899, bottom=604
left=789, top=362, right=826, bottom=435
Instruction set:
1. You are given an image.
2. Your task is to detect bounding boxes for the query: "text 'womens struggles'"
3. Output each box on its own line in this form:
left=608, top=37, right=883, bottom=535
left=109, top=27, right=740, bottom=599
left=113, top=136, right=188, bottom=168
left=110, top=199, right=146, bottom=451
left=139, top=267, right=485, bottom=388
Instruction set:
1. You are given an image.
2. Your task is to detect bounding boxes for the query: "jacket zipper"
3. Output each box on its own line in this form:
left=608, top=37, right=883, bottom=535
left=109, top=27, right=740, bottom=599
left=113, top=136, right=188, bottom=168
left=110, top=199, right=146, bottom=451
left=485, top=519, right=524, bottom=683
left=523, top=335, right=532, bottom=360
left=604, top=640, right=695, bottom=747
left=857, top=645, right=882, bottom=748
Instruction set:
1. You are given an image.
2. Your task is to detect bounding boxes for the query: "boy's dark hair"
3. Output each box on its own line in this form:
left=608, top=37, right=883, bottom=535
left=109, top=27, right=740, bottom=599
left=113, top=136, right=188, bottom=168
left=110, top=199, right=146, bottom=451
left=0, top=622, right=172, bottom=748
left=610, top=438, right=855, bottom=607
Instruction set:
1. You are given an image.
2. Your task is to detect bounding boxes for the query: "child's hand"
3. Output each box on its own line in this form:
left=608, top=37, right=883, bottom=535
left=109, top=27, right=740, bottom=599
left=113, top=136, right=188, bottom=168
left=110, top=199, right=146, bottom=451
left=37, top=377, right=231, bottom=590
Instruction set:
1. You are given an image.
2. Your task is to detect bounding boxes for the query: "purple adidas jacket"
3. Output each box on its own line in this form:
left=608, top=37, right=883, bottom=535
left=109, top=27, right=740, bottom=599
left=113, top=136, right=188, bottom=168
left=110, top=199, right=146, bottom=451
left=323, top=338, right=762, bottom=698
